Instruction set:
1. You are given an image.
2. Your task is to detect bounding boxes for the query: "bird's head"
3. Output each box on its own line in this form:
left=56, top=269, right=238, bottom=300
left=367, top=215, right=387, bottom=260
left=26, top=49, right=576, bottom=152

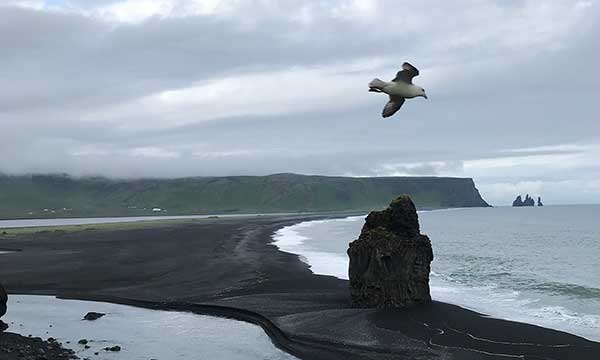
left=420, top=87, right=428, bottom=99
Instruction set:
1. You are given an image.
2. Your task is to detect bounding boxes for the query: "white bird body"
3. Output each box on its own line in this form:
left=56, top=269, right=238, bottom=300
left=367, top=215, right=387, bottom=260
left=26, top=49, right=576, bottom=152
left=368, top=62, right=427, bottom=117
left=376, top=81, right=423, bottom=98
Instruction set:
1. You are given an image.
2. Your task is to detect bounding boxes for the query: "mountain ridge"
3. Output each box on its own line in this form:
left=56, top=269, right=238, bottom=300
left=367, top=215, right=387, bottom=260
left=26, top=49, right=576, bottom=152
left=0, top=173, right=490, bottom=219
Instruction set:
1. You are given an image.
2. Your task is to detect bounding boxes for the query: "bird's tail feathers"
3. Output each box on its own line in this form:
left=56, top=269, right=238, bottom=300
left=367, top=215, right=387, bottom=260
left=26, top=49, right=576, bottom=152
left=368, top=78, right=387, bottom=90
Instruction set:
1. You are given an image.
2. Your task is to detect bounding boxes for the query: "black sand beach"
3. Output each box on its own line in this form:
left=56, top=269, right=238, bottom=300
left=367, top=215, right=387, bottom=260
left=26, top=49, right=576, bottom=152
left=1, top=215, right=598, bottom=359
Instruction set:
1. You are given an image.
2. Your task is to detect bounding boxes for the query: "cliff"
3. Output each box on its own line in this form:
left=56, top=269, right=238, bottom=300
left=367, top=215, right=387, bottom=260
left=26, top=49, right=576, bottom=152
left=0, top=173, right=489, bottom=218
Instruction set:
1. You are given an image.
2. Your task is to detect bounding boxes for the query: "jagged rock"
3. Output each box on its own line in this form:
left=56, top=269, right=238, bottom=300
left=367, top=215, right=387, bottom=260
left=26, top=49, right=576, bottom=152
left=513, top=194, right=535, bottom=207
left=512, top=195, right=524, bottom=207
left=347, top=195, right=433, bottom=308
left=523, top=194, right=535, bottom=206
left=0, top=332, right=77, bottom=359
left=537, top=196, right=544, bottom=206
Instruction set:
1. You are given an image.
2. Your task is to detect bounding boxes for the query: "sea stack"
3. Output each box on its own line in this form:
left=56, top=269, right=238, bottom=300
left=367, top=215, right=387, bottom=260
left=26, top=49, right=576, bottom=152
left=512, top=195, right=524, bottom=207
left=513, top=194, right=535, bottom=207
left=524, top=194, right=535, bottom=206
left=347, top=195, right=433, bottom=308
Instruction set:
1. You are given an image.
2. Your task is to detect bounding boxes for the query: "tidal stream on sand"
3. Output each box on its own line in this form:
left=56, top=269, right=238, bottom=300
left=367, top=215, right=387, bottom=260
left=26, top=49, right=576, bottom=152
left=4, top=295, right=296, bottom=360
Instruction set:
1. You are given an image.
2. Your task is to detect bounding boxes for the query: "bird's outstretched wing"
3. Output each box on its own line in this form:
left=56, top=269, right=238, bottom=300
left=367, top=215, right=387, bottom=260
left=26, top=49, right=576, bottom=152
left=392, top=62, right=420, bottom=84
left=382, top=96, right=405, bottom=118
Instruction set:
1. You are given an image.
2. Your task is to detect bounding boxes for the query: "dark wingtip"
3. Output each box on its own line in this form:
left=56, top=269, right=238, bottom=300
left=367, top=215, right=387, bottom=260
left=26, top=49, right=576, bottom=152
left=402, top=62, right=419, bottom=75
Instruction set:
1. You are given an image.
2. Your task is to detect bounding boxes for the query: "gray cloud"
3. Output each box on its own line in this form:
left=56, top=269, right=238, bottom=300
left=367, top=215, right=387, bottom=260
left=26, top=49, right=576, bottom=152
left=1, top=0, right=600, bottom=204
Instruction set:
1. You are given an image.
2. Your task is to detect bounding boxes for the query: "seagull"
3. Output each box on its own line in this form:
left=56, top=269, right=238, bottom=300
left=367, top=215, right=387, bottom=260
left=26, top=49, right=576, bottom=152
left=368, top=62, right=427, bottom=118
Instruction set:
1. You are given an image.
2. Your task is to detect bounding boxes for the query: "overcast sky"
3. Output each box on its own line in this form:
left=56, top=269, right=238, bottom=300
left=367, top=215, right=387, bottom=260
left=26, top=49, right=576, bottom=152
left=1, top=0, right=599, bottom=205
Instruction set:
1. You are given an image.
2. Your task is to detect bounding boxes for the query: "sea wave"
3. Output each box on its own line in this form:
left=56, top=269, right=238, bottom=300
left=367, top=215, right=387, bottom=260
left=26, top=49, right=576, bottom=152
left=272, top=221, right=350, bottom=279
left=430, top=278, right=600, bottom=341
left=530, top=282, right=600, bottom=300
left=272, top=213, right=600, bottom=342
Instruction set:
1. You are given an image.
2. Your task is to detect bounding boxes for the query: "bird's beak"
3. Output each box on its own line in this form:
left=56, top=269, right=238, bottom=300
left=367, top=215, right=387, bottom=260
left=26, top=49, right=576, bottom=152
left=423, top=95, right=428, bottom=99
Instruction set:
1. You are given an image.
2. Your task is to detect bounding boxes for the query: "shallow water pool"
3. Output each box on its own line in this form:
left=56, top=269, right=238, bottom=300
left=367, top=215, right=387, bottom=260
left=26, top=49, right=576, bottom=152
left=4, top=295, right=297, bottom=360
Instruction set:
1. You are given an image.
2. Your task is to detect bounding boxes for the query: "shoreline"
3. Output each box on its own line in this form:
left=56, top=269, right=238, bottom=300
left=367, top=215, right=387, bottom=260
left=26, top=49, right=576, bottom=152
left=0, top=209, right=377, bottom=224
left=1, top=215, right=599, bottom=359
left=16, top=292, right=600, bottom=359
left=275, top=209, right=600, bottom=343
left=10, top=291, right=599, bottom=360
left=0, top=206, right=447, bottom=227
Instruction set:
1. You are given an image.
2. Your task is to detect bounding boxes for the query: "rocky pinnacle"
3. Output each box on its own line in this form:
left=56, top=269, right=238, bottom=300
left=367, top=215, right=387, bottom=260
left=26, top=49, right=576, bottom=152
left=348, top=195, right=433, bottom=308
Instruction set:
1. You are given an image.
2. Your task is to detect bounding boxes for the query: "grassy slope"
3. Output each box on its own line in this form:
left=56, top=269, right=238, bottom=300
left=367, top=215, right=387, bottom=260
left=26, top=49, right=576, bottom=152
left=0, top=173, right=489, bottom=219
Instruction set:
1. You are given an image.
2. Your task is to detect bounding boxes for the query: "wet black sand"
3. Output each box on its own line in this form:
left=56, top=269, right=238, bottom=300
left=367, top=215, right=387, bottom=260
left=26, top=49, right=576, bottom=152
left=1, top=215, right=598, bottom=359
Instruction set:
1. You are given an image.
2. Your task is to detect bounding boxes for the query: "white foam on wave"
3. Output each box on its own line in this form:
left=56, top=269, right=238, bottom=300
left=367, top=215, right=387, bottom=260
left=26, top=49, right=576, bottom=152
left=272, top=217, right=364, bottom=280
left=272, top=215, right=600, bottom=342
left=430, top=277, right=600, bottom=341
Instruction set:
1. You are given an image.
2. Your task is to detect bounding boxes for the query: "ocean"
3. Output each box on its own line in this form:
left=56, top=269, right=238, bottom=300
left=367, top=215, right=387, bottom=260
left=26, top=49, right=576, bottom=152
left=273, top=205, right=600, bottom=341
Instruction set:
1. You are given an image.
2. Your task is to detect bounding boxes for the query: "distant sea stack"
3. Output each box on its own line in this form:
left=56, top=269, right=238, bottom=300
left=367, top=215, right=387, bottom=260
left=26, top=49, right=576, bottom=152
left=512, top=194, right=537, bottom=207
left=347, top=196, right=433, bottom=308
left=537, top=196, right=544, bottom=206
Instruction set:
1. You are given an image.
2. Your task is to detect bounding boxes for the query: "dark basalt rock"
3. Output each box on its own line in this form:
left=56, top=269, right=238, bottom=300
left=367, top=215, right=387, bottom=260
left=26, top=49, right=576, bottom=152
left=347, top=195, right=433, bottom=308
left=83, top=312, right=105, bottom=321
left=537, top=196, right=544, bottom=206
left=512, top=195, right=524, bottom=207
left=513, top=194, right=535, bottom=207
left=0, top=332, right=77, bottom=359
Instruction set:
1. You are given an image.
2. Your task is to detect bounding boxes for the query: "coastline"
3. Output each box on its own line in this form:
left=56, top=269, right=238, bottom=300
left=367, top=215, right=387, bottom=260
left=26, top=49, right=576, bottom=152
left=1, top=215, right=598, bottom=359
left=275, top=208, right=600, bottom=342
